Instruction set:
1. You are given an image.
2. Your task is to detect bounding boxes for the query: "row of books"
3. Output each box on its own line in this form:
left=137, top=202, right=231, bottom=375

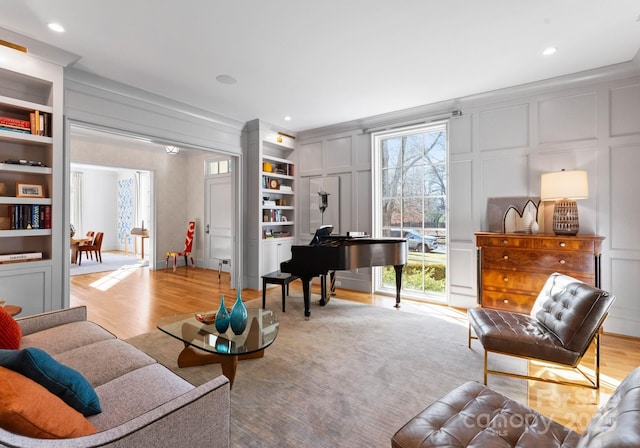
left=0, top=111, right=51, bottom=137
left=6, top=204, right=51, bottom=230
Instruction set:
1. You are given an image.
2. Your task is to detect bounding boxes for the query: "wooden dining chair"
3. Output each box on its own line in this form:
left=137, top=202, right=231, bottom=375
left=78, top=232, right=104, bottom=265
left=84, top=231, right=95, bottom=260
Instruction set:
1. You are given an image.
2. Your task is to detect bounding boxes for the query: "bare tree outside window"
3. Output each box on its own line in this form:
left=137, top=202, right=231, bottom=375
left=375, top=124, right=447, bottom=299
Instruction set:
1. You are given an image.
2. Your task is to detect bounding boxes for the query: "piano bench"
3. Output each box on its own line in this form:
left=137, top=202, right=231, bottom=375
left=262, top=271, right=298, bottom=312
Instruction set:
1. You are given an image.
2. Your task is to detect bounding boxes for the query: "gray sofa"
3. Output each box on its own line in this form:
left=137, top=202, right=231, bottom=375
left=1, top=306, right=230, bottom=447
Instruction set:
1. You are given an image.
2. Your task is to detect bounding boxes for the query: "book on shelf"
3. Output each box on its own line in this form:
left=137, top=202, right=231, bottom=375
left=263, top=200, right=277, bottom=207
left=7, top=204, right=50, bottom=229
left=0, top=125, right=30, bottom=134
left=0, top=252, right=43, bottom=263
left=279, top=185, right=292, bottom=192
left=0, top=115, right=30, bottom=129
left=28, top=110, right=49, bottom=136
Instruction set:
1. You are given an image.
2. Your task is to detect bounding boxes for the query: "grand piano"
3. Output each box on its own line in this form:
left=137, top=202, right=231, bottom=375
left=280, top=227, right=407, bottom=318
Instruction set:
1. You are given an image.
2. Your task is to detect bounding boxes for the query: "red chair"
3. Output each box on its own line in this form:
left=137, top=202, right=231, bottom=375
left=165, top=221, right=195, bottom=272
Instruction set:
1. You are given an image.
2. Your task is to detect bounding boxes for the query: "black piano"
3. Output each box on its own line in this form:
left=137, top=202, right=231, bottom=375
left=280, top=229, right=407, bottom=318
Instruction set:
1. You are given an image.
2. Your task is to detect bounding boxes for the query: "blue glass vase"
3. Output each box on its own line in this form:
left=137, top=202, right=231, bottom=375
left=230, top=290, right=248, bottom=335
left=214, top=295, right=230, bottom=333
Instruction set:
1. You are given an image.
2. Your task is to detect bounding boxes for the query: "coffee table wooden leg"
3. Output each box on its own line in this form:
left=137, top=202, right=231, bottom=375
left=219, top=356, right=238, bottom=387
left=176, top=345, right=265, bottom=389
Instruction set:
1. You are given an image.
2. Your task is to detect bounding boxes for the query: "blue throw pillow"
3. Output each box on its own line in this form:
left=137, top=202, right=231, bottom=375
left=0, top=348, right=101, bottom=416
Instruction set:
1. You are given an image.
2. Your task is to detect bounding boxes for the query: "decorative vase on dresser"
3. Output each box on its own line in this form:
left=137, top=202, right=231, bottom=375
left=475, top=232, right=605, bottom=314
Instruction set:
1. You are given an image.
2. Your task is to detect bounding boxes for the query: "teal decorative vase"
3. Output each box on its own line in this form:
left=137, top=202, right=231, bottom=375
left=214, top=295, right=230, bottom=333
left=230, top=290, right=248, bottom=335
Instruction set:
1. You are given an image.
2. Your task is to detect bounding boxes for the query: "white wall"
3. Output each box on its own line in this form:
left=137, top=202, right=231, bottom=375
left=298, top=63, right=640, bottom=337
left=73, top=166, right=120, bottom=250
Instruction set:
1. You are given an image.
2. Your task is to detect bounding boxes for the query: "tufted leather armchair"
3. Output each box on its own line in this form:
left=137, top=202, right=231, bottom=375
left=468, top=272, right=615, bottom=390
left=391, top=366, right=640, bottom=448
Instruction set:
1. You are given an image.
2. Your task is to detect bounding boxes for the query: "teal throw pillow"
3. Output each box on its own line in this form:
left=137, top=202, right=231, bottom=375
left=0, top=348, right=101, bottom=416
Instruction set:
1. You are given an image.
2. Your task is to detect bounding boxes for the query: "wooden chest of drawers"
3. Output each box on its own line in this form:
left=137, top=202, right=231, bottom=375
left=475, top=232, right=604, bottom=313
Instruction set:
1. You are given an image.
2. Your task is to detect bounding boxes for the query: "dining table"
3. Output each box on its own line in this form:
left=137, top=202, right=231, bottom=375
left=70, top=236, right=93, bottom=264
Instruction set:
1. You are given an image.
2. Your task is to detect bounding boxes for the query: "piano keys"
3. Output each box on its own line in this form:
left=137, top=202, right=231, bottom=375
left=280, top=235, right=407, bottom=318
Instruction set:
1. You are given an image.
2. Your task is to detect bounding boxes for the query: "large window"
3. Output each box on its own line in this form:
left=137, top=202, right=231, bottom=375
left=373, top=123, right=447, bottom=301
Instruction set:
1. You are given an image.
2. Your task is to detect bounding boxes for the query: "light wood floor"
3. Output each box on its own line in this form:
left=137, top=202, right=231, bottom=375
left=70, top=263, right=640, bottom=433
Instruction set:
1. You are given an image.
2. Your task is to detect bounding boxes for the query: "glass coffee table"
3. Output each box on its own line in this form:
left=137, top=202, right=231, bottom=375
left=157, top=308, right=279, bottom=388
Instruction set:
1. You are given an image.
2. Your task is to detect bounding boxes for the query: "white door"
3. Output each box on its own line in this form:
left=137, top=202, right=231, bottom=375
left=205, top=174, right=234, bottom=284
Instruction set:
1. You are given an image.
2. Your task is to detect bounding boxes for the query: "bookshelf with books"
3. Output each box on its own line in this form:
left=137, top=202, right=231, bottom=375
left=245, top=119, right=296, bottom=289
left=0, top=45, right=63, bottom=315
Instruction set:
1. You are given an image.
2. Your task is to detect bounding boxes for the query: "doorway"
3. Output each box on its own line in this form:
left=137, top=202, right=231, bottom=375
left=205, top=169, right=234, bottom=287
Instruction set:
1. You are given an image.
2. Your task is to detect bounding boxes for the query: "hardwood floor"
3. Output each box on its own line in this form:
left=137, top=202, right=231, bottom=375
left=70, top=264, right=640, bottom=433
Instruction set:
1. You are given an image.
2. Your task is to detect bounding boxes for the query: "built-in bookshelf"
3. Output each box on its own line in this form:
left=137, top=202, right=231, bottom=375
left=245, top=119, right=296, bottom=290
left=261, top=154, right=295, bottom=239
left=0, top=45, right=63, bottom=314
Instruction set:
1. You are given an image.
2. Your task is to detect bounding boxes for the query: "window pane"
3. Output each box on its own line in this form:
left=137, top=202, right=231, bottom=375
left=382, top=138, right=402, bottom=168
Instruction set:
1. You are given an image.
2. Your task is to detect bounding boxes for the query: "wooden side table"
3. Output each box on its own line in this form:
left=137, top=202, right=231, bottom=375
left=4, top=305, right=22, bottom=316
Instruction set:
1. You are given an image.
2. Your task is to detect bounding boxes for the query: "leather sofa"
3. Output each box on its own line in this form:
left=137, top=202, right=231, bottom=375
left=392, top=366, right=640, bottom=447
left=1, top=306, right=230, bottom=447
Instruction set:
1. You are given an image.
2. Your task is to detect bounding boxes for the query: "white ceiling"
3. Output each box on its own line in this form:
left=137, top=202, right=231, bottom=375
left=1, top=0, right=639, bottom=132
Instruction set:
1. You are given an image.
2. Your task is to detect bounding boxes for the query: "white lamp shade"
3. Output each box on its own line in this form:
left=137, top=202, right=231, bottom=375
left=540, top=170, right=589, bottom=201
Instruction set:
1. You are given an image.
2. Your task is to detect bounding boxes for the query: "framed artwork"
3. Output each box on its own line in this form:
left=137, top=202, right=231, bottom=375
left=16, top=183, right=45, bottom=198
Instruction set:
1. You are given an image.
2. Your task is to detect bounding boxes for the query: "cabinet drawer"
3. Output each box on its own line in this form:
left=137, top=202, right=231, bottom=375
left=481, top=269, right=549, bottom=294
left=481, top=247, right=594, bottom=273
left=476, top=235, right=533, bottom=248
left=533, top=238, right=594, bottom=252
left=481, top=289, right=537, bottom=314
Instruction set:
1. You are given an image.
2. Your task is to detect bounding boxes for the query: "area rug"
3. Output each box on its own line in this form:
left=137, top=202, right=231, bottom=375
left=127, top=297, right=526, bottom=448
left=70, top=252, right=148, bottom=276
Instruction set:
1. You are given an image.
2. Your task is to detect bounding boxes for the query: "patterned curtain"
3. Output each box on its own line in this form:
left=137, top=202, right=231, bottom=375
left=117, top=178, right=135, bottom=243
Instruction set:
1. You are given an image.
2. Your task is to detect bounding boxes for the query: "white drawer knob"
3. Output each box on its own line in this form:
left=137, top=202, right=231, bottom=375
left=503, top=255, right=509, bottom=260
left=559, top=259, right=566, bottom=264
left=503, top=277, right=509, bottom=282
left=503, top=299, right=509, bottom=303
left=560, top=242, right=566, bottom=247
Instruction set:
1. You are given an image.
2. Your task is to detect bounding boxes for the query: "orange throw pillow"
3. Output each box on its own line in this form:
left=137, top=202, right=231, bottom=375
left=0, top=308, right=21, bottom=349
left=0, top=366, right=97, bottom=439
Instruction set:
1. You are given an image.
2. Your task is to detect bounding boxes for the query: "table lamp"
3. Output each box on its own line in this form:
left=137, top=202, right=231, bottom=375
left=540, top=169, right=589, bottom=236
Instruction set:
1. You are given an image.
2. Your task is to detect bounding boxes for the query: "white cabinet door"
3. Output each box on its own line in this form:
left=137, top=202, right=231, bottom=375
left=261, top=239, right=293, bottom=276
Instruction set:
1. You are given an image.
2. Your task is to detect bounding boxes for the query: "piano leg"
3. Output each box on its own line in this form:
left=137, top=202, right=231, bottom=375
left=319, top=271, right=336, bottom=306
left=301, top=276, right=312, bottom=319
left=394, top=264, right=404, bottom=308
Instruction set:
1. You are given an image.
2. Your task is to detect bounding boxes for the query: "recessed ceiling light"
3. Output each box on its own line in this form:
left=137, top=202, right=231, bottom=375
left=542, top=47, right=557, bottom=56
left=216, top=74, right=237, bottom=85
left=48, top=23, right=65, bottom=33
left=284, top=116, right=292, bottom=121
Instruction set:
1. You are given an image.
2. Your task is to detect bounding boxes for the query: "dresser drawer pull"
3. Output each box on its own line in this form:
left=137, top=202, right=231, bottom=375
left=503, top=299, right=509, bottom=304
left=559, top=242, right=566, bottom=247
left=502, top=239, right=508, bottom=245
left=503, top=255, right=509, bottom=260
left=503, top=277, right=509, bottom=282
left=559, top=259, right=566, bottom=264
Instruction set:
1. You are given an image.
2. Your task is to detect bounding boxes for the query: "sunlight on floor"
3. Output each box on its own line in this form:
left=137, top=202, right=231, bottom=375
left=89, top=263, right=146, bottom=291
left=398, top=299, right=469, bottom=328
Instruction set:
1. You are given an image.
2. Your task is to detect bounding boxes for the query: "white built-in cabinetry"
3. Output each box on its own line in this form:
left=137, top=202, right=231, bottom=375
left=0, top=46, right=63, bottom=315
left=245, top=119, right=296, bottom=289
